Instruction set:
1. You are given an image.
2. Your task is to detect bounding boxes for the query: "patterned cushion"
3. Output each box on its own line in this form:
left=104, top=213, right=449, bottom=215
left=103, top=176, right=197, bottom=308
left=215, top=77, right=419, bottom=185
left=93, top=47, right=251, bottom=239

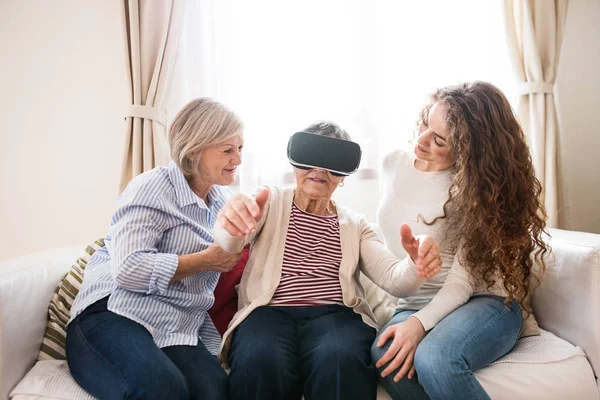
left=37, top=239, right=105, bottom=360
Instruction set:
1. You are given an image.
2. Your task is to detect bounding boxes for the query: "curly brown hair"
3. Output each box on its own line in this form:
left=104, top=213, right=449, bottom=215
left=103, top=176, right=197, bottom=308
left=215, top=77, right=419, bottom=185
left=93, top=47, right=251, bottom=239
left=418, top=81, right=550, bottom=312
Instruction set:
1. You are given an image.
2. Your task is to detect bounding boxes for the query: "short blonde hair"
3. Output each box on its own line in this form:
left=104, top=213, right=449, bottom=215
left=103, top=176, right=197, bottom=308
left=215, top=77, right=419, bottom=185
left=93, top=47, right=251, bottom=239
left=169, top=98, right=243, bottom=177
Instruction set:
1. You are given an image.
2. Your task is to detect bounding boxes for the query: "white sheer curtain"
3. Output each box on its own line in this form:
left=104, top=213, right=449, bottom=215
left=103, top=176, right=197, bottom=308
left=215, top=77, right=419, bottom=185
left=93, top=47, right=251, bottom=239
left=181, top=0, right=515, bottom=220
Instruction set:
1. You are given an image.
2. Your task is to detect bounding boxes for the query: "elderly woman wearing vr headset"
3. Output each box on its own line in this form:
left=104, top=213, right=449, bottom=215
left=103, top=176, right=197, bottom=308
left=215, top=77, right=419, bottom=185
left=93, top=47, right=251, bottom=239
left=213, top=122, right=443, bottom=400
left=371, top=81, right=550, bottom=400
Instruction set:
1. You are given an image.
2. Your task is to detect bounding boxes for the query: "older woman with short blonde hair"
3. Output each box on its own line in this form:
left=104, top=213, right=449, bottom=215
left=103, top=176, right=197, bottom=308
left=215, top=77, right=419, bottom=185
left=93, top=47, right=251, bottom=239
left=66, top=98, right=243, bottom=400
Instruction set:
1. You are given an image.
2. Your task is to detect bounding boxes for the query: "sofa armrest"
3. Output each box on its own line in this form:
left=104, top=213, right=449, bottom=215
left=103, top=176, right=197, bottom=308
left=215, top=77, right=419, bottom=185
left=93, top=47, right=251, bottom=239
left=533, top=228, right=600, bottom=383
left=0, top=246, right=83, bottom=400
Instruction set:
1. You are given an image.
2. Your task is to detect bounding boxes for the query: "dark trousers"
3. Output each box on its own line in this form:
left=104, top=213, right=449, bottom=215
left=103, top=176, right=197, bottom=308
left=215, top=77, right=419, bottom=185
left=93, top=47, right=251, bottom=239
left=229, top=305, right=377, bottom=400
left=371, top=295, right=522, bottom=400
left=66, top=297, right=228, bottom=400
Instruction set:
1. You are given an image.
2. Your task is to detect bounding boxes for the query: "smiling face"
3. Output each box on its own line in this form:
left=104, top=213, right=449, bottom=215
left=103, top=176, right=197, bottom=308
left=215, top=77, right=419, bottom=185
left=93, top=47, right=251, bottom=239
left=195, top=135, right=244, bottom=186
left=294, top=166, right=344, bottom=201
left=413, top=101, right=454, bottom=171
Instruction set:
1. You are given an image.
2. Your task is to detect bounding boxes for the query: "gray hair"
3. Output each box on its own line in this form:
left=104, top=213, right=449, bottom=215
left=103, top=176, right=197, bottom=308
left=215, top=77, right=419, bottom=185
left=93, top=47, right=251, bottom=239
left=303, top=121, right=351, bottom=141
left=169, top=98, right=243, bottom=177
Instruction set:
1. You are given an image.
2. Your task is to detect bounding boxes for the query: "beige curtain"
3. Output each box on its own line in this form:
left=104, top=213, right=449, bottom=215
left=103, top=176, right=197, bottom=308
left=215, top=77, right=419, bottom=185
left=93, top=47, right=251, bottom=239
left=119, top=0, right=186, bottom=193
left=503, top=0, right=568, bottom=228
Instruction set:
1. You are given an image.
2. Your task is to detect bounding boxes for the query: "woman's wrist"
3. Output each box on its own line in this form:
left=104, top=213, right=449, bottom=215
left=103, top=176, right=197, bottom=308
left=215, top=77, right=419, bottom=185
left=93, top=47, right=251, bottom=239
left=407, top=315, right=426, bottom=336
left=172, top=252, right=208, bottom=282
left=185, top=250, right=215, bottom=272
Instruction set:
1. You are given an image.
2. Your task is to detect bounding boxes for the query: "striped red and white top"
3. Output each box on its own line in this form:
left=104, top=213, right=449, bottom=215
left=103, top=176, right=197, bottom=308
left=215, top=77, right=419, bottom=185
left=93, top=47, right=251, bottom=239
left=270, top=202, right=344, bottom=307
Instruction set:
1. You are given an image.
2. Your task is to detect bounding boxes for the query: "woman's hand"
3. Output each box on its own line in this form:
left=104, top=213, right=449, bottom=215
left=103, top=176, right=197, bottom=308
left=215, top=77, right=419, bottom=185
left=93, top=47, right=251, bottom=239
left=375, top=316, right=426, bottom=382
left=217, top=188, right=269, bottom=236
left=400, top=224, right=441, bottom=279
left=199, top=244, right=243, bottom=272
left=172, top=244, right=243, bottom=282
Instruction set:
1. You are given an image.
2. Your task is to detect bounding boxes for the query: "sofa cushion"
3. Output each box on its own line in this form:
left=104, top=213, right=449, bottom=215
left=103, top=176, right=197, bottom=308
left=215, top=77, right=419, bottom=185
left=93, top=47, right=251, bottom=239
left=12, top=330, right=598, bottom=400
left=491, top=330, right=584, bottom=364
left=37, top=239, right=105, bottom=361
left=0, top=246, right=84, bottom=400
left=208, top=247, right=250, bottom=335
left=476, top=355, right=598, bottom=399
left=10, top=361, right=95, bottom=400
left=533, top=229, right=600, bottom=381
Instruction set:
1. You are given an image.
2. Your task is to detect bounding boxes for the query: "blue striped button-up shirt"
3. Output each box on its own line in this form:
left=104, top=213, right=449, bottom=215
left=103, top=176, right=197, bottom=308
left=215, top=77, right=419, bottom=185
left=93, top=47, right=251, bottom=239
left=70, top=161, right=232, bottom=354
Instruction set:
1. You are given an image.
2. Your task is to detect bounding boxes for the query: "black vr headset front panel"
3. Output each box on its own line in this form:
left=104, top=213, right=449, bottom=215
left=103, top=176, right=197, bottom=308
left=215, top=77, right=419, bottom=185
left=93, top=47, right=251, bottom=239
left=287, top=132, right=362, bottom=176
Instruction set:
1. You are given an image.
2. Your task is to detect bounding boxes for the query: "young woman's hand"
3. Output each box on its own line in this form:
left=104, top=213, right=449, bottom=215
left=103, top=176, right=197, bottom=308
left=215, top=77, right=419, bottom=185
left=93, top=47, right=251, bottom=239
left=375, top=316, right=426, bottom=382
left=217, top=188, right=269, bottom=236
left=400, top=224, right=441, bottom=278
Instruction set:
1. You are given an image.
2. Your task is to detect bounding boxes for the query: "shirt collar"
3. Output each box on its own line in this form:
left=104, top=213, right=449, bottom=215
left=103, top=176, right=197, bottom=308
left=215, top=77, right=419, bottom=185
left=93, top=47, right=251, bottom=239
left=168, top=161, right=222, bottom=210
left=168, top=161, right=200, bottom=208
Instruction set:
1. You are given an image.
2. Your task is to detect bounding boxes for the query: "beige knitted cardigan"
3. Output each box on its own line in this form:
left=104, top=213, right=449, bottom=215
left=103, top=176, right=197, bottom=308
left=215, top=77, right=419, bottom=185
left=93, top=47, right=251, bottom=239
left=213, top=185, right=424, bottom=366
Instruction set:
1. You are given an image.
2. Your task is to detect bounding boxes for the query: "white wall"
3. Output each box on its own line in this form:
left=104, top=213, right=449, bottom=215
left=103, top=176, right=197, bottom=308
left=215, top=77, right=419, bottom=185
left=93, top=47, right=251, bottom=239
left=0, top=1, right=128, bottom=260
left=555, top=0, right=600, bottom=234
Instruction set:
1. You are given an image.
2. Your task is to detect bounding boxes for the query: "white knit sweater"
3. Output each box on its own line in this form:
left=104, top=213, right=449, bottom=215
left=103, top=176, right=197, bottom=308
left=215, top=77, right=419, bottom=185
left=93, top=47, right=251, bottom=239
left=377, top=149, right=455, bottom=312
left=377, top=150, right=539, bottom=336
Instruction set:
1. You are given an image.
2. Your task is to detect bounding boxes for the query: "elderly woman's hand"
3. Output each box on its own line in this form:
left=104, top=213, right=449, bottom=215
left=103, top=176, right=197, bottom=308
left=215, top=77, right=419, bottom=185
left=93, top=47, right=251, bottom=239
left=217, top=188, right=269, bottom=237
left=400, top=224, right=441, bottom=279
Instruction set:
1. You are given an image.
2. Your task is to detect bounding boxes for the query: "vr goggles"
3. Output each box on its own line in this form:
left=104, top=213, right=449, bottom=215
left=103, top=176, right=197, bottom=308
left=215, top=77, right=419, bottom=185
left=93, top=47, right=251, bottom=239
left=287, top=131, right=362, bottom=177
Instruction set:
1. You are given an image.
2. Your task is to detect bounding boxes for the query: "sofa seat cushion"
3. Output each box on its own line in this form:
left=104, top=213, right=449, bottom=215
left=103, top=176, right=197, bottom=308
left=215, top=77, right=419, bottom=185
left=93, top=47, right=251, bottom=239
left=476, top=356, right=598, bottom=399
left=12, top=331, right=598, bottom=400
left=10, top=360, right=94, bottom=400
left=491, top=329, right=585, bottom=364
left=477, top=329, right=598, bottom=399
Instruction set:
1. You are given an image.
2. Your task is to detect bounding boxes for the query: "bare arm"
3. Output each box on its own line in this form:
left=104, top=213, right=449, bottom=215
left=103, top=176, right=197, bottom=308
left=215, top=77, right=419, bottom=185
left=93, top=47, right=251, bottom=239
left=170, top=244, right=243, bottom=283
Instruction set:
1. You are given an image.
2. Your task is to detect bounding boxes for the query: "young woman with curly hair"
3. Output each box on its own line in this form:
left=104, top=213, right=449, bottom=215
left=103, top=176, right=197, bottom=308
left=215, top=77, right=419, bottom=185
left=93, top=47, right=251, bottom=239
left=370, top=81, right=550, bottom=400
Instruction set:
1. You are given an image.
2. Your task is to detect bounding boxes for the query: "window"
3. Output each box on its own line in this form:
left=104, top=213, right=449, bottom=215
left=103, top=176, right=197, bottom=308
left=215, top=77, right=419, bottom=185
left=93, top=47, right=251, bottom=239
left=179, top=0, right=514, bottom=219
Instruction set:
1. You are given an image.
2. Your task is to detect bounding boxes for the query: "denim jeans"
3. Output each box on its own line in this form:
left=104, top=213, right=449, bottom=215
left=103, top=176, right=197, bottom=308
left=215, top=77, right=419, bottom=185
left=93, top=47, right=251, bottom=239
left=66, top=297, right=228, bottom=400
left=228, top=305, right=377, bottom=400
left=371, top=295, right=522, bottom=400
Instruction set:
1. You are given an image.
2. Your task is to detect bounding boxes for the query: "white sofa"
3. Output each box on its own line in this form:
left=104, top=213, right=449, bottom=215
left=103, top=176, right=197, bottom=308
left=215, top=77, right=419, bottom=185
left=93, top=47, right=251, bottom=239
left=1, top=228, right=599, bottom=399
